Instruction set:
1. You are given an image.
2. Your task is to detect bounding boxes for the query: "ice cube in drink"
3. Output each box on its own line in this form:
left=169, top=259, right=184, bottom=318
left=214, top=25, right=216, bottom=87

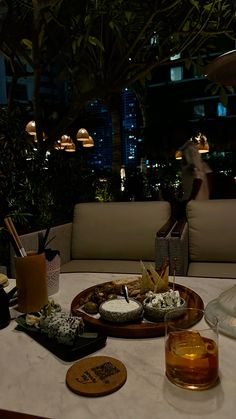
left=170, top=331, right=207, bottom=359
left=165, top=330, right=218, bottom=390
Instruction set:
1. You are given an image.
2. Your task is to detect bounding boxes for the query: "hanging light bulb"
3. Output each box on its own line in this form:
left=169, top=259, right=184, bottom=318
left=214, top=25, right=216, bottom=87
left=25, top=120, right=36, bottom=136
left=76, top=128, right=90, bottom=141
left=54, top=131, right=95, bottom=152
left=65, top=142, right=76, bottom=152
left=59, top=135, right=76, bottom=152
left=175, top=150, right=182, bottom=160
left=197, top=134, right=210, bottom=153
left=175, top=133, right=209, bottom=160
left=192, top=133, right=210, bottom=153
left=54, top=139, right=64, bottom=150
left=25, top=120, right=46, bottom=142
left=82, top=136, right=94, bottom=147
left=60, top=135, right=72, bottom=146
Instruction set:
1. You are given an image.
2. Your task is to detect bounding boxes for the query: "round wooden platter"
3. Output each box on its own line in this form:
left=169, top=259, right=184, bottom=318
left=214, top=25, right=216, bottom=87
left=71, top=281, right=204, bottom=339
left=66, top=356, right=127, bottom=397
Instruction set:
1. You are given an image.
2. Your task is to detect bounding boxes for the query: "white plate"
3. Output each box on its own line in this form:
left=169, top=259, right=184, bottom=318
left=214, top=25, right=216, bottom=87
left=205, top=299, right=236, bottom=339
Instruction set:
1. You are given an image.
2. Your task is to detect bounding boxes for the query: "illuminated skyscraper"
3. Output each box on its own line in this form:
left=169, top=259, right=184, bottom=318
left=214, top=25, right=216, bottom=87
left=121, top=88, right=138, bottom=167
left=85, top=89, right=139, bottom=170
left=85, top=99, right=112, bottom=170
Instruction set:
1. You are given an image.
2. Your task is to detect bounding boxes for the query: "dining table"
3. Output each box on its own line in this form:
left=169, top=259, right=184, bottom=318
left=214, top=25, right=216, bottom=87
left=0, top=272, right=236, bottom=419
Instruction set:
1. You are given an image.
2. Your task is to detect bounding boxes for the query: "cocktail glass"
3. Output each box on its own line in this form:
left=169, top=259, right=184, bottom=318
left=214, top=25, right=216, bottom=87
left=165, top=308, right=219, bottom=390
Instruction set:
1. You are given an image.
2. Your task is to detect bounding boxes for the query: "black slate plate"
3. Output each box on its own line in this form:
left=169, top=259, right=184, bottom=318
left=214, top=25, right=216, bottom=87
left=15, top=324, right=107, bottom=362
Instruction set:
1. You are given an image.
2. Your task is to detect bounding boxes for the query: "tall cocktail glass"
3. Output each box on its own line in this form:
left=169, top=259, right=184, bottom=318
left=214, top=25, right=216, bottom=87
left=165, top=308, right=219, bottom=390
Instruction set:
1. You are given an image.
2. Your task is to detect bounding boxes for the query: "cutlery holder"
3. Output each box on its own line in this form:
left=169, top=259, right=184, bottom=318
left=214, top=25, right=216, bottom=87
left=46, top=253, right=60, bottom=296
left=15, top=252, right=48, bottom=313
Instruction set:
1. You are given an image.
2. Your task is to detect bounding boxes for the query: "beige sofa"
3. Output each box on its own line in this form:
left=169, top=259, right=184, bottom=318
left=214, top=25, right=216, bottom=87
left=13, top=201, right=174, bottom=275
left=169, top=199, right=236, bottom=278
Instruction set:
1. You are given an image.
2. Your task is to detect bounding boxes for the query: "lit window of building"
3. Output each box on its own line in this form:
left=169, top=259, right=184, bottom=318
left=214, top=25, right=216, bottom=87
left=150, top=32, right=159, bottom=46
left=170, top=53, right=181, bottom=61
left=169, top=52, right=183, bottom=81
left=170, top=66, right=183, bottom=81
left=217, top=102, right=227, bottom=117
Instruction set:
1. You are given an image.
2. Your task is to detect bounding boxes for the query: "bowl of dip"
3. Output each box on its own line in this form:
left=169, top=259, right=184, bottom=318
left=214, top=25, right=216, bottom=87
left=99, top=297, right=143, bottom=323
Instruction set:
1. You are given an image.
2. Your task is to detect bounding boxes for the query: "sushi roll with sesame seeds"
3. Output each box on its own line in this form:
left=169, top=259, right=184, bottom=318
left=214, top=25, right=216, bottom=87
left=40, top=311, right=84, bottom=345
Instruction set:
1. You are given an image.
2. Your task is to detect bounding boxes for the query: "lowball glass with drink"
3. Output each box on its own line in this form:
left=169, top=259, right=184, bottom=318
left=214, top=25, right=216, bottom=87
left=165, top=308, right=219, bottom=390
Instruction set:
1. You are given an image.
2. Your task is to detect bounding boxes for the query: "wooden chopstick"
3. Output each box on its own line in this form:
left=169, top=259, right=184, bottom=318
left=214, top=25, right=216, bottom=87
left=4, top=217, right=27, bottom=257
left=8, top=217, right=27, bottom=257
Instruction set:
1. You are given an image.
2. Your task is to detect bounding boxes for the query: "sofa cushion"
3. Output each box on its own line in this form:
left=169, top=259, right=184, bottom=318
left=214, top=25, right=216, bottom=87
left=71, top=201, right=171, bottom=261
left=188, top=262, right=236, bottom=279
left=61, top=259, right=154, bottom=274
left=187, top=199, right=236, bottom=262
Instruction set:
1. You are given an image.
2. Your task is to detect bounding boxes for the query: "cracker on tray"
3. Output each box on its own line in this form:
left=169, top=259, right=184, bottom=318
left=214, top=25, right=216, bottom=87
left=111, top=260, right=169, bottom=302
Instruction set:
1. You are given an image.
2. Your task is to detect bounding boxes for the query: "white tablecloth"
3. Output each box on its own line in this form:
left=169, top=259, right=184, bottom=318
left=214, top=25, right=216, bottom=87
left=0, top=273, right=236, bottom=419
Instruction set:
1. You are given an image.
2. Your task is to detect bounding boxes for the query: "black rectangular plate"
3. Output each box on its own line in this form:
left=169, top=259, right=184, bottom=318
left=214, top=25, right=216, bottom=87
left=15, top=325, right=107, bottom=362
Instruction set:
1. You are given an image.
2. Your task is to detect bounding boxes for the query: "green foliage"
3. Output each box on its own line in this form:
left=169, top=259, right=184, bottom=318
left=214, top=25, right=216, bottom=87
left=205, top=82, right=235, bottom=106
left=0, top=108, right=34, bottom=222
left=95, top=179, right=114, bottom=202
left=1, top=0, right=235, bottom=137
left=190, top=0, right=200, bottom=11
left=88, top=36, right=105, bottom=50
left=220, top=86, right=229, bottom=106
left=0, top=107, right=92, bottom=231
left=0, top=0, right=235, bottom=179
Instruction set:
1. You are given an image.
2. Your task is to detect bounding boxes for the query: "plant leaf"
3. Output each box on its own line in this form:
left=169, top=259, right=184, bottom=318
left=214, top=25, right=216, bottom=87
left=21, top=38, right=32, bottom=49
left=88, top=36, right=105, bottom=51
left=220, top=87, right=228, bottom=107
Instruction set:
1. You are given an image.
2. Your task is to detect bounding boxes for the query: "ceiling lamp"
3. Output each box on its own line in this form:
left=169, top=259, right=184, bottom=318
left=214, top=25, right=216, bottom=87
left=198, top=137, right=209, bottom=154
left=82, top=136, right=94, bottom=148
left=175, top=133, right=209, bottom=160
left=175, top=150, right=183, bottom=160
left=193, top=133, right=209, bottom=154
left=25, top=120, right=46, bottom=142
left=60, top=135, right=76, bottom=152
left=60, top=135, right=72, bottom=146
left=65, top=143, right=76, bottom=152
left=54, top=140, right=64, bottom=150
left=25, top=120, right=36, bottom=136
left=76, top=128, right=90, bottom=141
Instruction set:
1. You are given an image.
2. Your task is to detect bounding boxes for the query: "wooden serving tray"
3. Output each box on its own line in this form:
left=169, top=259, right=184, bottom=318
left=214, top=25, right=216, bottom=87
left=71, top=281, right=204, bottom=338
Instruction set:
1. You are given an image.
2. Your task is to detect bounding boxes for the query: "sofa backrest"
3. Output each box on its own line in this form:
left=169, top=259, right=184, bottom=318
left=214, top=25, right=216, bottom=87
left=71, top=201, right=171, bottom=261
left=186, top=199, right=236, bottom=262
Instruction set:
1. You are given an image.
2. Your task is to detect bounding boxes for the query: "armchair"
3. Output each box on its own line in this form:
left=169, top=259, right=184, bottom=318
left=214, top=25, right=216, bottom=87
left=169, top=199, right=236, bottom=278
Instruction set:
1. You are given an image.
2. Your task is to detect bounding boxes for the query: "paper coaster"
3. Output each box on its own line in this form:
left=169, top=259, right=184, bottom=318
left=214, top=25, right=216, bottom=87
left=66, top=356, right=127, bottom=397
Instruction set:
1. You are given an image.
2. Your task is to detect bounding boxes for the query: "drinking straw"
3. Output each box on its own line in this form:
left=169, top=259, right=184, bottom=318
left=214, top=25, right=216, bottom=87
left=4, top=217, right=27, bottom=257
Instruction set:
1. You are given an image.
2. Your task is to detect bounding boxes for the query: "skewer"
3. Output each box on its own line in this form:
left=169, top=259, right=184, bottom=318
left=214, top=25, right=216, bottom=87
left=172, top=257, right=177, bottom=291
left=4, top=217, right=27, bottom=257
